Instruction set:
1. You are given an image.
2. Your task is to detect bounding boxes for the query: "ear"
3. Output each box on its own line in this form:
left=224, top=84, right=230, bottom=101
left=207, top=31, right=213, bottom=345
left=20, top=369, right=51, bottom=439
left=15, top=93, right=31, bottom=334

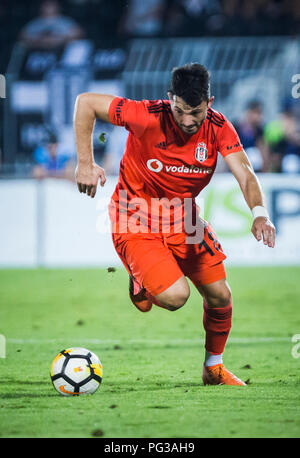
left=167, top=91, right=173, bottom=102
left=208, top=96, right=214, bottom=108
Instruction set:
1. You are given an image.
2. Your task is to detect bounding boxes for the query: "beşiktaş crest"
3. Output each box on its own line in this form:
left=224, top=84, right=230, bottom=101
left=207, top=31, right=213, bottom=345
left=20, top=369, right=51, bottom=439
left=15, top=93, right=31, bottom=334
left=195, top=142, right=208, bottom=162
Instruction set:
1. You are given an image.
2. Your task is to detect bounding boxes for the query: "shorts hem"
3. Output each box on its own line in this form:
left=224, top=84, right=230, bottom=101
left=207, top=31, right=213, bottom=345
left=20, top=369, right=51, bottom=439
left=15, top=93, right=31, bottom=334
left=143, top=260, right=184, bottom=297
left=188, top=261, right=226, bottom=286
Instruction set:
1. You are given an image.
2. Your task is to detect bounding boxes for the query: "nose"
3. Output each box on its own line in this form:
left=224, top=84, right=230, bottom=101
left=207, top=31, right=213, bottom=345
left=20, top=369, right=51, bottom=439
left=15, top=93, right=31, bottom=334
left=181, top=114, right=195, bottom=128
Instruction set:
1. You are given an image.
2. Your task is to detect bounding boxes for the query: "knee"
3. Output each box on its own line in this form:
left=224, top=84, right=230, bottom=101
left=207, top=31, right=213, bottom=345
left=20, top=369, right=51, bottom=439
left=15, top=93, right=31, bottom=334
left=205, top=287, right=232, bottom=308
left=159, top=286, right=190, bottom=311
left=155, top=276, right=190, bottom=311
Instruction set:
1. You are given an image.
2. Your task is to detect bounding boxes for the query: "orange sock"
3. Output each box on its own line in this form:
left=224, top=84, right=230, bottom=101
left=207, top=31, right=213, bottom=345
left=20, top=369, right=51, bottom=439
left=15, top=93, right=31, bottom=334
left=203, top=299, right=232, bottom=354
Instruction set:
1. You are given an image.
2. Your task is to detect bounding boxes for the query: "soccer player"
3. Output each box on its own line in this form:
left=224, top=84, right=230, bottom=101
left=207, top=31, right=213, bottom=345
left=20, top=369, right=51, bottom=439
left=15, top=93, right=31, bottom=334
left=73, top=63, right=276, bottom=386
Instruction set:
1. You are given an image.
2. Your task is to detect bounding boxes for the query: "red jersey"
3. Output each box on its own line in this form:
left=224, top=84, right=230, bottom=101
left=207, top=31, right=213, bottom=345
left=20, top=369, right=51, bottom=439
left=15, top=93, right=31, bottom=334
left=108, top=97, right=243, bottom=234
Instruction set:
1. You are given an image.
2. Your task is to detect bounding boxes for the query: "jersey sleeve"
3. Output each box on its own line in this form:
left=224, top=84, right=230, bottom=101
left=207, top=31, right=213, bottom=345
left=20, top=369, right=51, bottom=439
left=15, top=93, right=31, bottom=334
left=108, top=97, right=150, bottom=138
left=217, top=119, right=243, bottom=157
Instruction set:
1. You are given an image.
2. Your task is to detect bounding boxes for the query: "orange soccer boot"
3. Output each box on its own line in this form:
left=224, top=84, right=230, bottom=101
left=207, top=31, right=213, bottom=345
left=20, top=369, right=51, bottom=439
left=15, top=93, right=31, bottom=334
left=129, top=276, right=153, bottom=312
left=202, top=363, right=246, bottom=386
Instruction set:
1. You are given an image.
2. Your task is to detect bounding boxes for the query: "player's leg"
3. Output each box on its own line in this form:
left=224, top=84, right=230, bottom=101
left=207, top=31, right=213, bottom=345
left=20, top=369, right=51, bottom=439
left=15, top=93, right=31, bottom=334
left=113, top=233, right=190, bottom=312
left=197, top=276, right=233, bottom=360
left=173, top=219, right=245, bottom=386
left=190, top=268, right=246, bottom=386
left=130, top=273, right=190, bottom=312
left=129, top=275, right=153, bottom=312
left=151, top=274, right=190, bottom=311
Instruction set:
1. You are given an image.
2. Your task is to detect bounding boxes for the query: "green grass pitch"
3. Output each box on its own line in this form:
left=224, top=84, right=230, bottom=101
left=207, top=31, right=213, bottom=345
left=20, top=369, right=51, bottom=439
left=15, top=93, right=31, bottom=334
left=0, top=266, right=300, bottom=438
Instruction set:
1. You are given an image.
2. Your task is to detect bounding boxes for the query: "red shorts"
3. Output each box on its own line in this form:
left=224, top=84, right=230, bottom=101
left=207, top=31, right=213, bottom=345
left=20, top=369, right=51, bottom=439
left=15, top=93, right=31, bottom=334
left=111, top=220, right=227, bottom=297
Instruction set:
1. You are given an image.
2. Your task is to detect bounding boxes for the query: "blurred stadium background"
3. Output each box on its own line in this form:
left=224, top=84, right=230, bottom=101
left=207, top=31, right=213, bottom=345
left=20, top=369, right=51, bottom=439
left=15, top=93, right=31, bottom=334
left=0, top=0, right=300, bottom=268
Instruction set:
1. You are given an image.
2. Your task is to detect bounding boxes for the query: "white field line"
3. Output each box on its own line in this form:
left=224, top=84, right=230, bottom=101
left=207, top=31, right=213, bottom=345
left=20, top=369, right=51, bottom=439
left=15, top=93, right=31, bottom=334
left=7, top=337, right=291, bottom=345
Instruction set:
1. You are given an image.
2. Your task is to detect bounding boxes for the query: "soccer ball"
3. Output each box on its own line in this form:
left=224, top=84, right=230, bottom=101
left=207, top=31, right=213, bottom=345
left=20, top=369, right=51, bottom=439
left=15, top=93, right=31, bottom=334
left=50, top=347, right=103, bottom=396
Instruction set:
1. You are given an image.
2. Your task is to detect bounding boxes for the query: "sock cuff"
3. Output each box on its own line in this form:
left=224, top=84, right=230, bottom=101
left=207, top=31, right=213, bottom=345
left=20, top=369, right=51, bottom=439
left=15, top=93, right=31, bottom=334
left=203, top=299, right=232, bottom=320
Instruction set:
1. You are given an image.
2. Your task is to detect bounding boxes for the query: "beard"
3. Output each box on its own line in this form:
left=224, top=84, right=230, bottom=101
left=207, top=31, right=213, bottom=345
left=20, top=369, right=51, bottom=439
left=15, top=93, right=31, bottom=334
left=179, top=117, right=206, bottom=135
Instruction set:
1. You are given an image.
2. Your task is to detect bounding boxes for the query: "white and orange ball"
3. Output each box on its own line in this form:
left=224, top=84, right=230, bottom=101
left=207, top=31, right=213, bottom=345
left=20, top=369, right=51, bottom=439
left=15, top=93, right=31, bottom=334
left=50, top=347, right=103, bottom=396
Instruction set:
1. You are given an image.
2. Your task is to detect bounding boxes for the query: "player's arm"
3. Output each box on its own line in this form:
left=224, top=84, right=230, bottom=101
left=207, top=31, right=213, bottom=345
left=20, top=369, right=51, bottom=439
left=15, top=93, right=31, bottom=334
left=224, top=150, right=276, bottom=248
left=73, top=93, right=115, bottom=198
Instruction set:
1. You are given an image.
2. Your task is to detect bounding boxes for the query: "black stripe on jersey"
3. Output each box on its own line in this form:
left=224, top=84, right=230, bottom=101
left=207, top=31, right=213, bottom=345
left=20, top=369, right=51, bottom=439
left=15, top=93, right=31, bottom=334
left=148, top=106, right=163, bottom=111
left=147, top=101, right=164, bottom=113
left=147, top=107, right=164, bottom=114
left=211, top=111, right=225, bottom=123
left=206, top=115, right=217, bottom=145
left=148, top=110, right=164, bottom=115
left=206, top=118, right=223, bottom=130
left=115, top=99, right=125, bottom=122
left=207, top=110, right=224, bottom=123
left=207, top=108, right=224, bottom=120
left=207, top=110, right=225, bottom=127
left=207, top=113, right=224, bottom=128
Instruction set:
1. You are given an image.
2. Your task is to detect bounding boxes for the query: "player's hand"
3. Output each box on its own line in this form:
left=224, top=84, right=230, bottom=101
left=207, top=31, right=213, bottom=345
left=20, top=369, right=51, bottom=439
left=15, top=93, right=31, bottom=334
left=251, top=216, right=276, bottom=248
left=75, top=162, right=106, bottom=198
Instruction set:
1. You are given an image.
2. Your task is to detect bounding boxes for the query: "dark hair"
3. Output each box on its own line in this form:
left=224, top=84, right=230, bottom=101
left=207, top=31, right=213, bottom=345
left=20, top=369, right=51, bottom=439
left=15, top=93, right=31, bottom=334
left=169, top=63, right=210, bottom=107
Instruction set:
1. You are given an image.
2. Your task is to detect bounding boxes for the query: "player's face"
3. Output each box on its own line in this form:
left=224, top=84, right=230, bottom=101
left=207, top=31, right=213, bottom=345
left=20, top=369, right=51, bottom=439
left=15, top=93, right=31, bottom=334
left=169, top=94, right=213, bottom=135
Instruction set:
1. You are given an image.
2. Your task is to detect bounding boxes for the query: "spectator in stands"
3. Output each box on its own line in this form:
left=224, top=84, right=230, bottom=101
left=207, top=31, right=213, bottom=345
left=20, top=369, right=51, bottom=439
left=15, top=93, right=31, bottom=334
left=264, top=99, right=300, bottom=173
left=164, top=0, right=222, bottom=37
left=235, top=100, right=269, bottom=172
left=19, top=0, right=84, bottom=49
left=118, top=0, right=167, bottom=37
left=32, top=131, right=75, bottom=181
